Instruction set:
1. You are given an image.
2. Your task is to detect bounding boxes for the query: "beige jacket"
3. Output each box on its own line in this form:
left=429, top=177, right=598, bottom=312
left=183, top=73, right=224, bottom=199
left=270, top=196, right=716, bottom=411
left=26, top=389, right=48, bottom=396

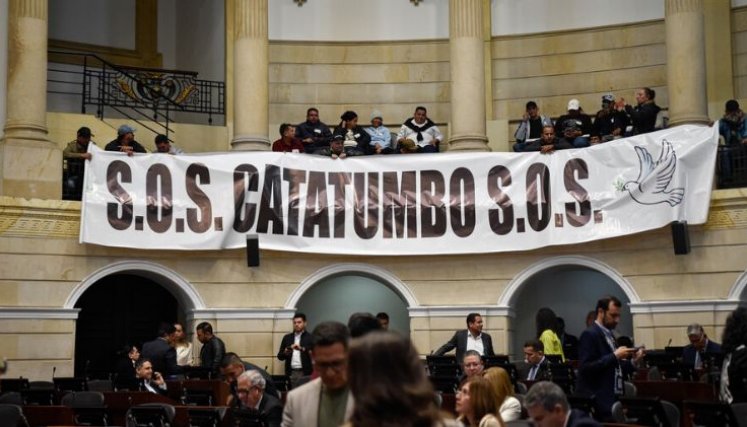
left=281, top=378, right=354, bottom=427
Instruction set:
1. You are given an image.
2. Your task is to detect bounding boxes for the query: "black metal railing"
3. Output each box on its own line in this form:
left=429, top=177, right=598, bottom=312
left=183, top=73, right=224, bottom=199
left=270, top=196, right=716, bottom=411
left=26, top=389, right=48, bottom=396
left=48, top=51, right=225, bottom=137
left=716, top=145, right=747, bottom=189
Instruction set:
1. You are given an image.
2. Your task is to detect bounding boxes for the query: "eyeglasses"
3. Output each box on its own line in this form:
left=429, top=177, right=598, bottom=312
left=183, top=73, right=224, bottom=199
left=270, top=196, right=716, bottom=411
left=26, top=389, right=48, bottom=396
left=315, top=360, right=346, bottom=372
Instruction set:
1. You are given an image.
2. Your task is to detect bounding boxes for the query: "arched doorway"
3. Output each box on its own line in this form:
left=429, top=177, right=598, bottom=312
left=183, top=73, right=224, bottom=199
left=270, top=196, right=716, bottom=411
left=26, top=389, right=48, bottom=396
left=502, top=257, right=637, bottom=360
left=289, top=264, right=414, bottom=335
left=73, top=274, right=179, bottom=377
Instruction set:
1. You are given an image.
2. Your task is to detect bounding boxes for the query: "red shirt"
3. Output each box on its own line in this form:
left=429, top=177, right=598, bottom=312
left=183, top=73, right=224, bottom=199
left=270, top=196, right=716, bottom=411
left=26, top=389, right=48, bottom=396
left=272, top=137, right=305, bottom=153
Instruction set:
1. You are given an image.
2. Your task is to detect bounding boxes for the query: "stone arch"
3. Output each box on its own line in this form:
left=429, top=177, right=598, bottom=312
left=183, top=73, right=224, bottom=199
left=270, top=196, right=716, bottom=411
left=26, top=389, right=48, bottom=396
left=64, top=260, right=205, bottom=311
left=285, top=263, right=418, bottom=309
left=498, top=255, right=640, bottom=308
left=727, top=270, right=747, bottom=302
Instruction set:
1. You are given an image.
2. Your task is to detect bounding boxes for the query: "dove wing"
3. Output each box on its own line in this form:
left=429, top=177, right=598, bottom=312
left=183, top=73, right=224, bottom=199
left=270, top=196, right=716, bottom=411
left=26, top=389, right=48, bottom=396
left=653, top=141, right=677, bottom=193
left=634, top=146, right=656, bottom=192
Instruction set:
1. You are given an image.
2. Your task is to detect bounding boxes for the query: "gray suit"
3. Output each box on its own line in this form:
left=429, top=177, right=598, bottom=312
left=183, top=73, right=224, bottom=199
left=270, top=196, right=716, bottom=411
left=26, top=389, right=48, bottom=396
left=281, top=378, right=354, bottom=427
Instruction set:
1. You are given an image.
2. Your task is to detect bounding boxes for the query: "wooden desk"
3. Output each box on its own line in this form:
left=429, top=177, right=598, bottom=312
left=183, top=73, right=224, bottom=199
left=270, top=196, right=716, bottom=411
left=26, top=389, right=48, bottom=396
left=22, top=405, right=74, bottom=427
left=103, top=391, right=178, bottom=425
left=633, top=380, right=717, bottom=404
left=166, top=379, right=231, bottom=407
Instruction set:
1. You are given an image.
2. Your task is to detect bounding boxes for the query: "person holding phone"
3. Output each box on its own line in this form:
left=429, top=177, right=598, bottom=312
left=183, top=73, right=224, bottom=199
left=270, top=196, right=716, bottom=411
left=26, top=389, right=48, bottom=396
left=135, top=358, right=168, bottom=395
left=277, top=312, right=314, bottom=387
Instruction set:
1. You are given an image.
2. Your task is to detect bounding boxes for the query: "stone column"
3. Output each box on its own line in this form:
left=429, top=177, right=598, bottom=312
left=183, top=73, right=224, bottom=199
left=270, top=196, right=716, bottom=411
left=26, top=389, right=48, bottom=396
left=231, top=0, right=270, bottom=151
left=0, top=0, right=61, bottom=198
left=447, top=0, right=489, bottom=152
left=665, top=0, right=709, bottom=126
left=0, top=0, right=9, bottom=141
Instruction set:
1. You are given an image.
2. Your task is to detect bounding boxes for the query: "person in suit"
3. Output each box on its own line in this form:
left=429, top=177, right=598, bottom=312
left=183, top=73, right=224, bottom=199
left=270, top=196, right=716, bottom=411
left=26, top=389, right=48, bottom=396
left=434, top=313, right=495, bottom=363
left=282, top=321, right=354, bottom=427
left=576, top=296, right=643, bottom=422
left=220, top=352, right=280, bottom=403
left=141, top=322, right=182, bottom=378
left=235, top=369, right=283, bottom=427
left=196, top=322, right=225, bottom=378
left=557, top=317, right=580, bottom=361
left=516, top=340, right=551, bottom=381
left=525, top=381, right=601, bottom=427
left=683, top=323, right=722, bottom=368
left=134, top=358, right=168, bottom=396
left=277, top=312, right=314, bottom=387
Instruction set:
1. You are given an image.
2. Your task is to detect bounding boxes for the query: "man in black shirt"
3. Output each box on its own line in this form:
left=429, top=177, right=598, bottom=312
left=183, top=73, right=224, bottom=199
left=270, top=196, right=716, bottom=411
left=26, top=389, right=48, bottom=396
left=296, top=107, right=332, bottom=153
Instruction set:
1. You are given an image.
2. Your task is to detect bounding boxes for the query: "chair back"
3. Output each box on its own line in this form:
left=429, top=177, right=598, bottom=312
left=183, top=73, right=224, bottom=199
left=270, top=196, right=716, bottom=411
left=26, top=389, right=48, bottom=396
left=61, top=391, right=105, bottom=408
left=126, top=403, right=176, bottom=427
left=0, top=404, right=28, bottom=427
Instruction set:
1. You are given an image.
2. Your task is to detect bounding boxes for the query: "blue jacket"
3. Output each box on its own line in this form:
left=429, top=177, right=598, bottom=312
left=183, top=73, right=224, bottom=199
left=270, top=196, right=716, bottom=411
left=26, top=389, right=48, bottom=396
left=682, top=339, right=721, bottom=367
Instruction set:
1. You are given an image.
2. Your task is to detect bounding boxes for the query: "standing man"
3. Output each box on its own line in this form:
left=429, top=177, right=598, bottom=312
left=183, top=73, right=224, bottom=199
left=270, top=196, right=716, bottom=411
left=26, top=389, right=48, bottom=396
left=375, top=312, right=390, bottom=331
left=516, top=340, right=551, bottom=381
left=104, top=124, right=147, bottom=155
left=235, top=370, right=283, bottom=427
left=282, top=321, right=354, bottom=427
left=683, top=323, right=721, bottom=369
left=62, top=126, right=96, bottom=200
left=296, top=107, right=332, bottom=153
left=433, top=313, right=495, bottom=363
left=513, top=101, right=553, bottom=152
left=397, top=106, right=443, bottom=153
left=196, top=322, right=226, bottom=378
left=141, top=322, right=182, bottom=378
left=576, top=296, right=643, bottom=421
left=277, top=313, right=313, bottom=387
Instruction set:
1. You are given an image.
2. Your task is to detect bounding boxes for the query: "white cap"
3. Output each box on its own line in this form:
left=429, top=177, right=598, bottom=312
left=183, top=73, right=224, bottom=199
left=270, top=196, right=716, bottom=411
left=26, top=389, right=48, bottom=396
left=567, top=99, right=580, bottom=111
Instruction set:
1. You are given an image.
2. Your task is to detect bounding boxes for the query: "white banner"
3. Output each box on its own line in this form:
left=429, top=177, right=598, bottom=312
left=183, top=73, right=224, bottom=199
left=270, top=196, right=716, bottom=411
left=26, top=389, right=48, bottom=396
left=80, top=124, right=718, bottom=255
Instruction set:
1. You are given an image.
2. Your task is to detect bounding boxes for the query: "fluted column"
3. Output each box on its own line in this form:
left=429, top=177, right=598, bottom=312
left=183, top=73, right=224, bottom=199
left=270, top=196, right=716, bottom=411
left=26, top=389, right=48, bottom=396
left=0, top=0, right=61, bottom=198
left=665, top=0, right=709, bottom=126
left=447, top=0, right=489, bottom=152
left=231, top=0, right=270, bottom=151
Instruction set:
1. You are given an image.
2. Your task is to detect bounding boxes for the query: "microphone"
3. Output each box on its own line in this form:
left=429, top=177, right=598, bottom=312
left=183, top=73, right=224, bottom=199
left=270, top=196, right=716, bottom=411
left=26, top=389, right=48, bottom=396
left=52, top=366, right=57, bottom=379
left=666, top=338, right=672, bottom=348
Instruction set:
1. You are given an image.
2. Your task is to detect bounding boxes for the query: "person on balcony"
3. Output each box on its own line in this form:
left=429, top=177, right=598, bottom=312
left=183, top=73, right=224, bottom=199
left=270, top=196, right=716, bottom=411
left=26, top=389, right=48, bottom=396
left=154, top=134, right=184, bottom=154
left=105, top=124, right=147, bottom=155
left=62, top=126, right=96, bottom=200
left=272, top=123, right=305, bottom=153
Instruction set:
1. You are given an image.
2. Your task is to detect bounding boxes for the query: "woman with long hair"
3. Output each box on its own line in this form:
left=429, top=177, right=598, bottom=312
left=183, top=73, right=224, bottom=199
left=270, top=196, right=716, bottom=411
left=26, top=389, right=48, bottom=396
left=455, top=377, right=504, bottom=427
left=332, top=110, right=370, bottom=156
left=720, top=307, right=747, bottom=403
left=483, top=367, right=521, bottom=422
left=536, top=307, right=565, bottom=361
left=347, top=331, right=458, bottom=427
left=173, top=322, right=193, bottom=366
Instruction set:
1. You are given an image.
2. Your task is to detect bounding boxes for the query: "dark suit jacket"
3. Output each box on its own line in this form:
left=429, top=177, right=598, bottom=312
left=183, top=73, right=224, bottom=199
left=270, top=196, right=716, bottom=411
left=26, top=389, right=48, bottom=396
left=433, top=330, right=495, bottom=363
left=515, top=359, right=551, bottom=381
left=576, top=324, right=623, bottom=420
left=682, top=339, right=722, bottom=366
left=199, top=335, right=226, bottom=377
left=567, top=408, right=602, bottom=427
left=258, top=392, right=283, bottom=427
left=141, top=337, right=182, bottom=377
left=562, top=333, right=580, bottom=361
left=277, top=331, right=314, bottom=375
left=243, top=362, right=280, bottom=399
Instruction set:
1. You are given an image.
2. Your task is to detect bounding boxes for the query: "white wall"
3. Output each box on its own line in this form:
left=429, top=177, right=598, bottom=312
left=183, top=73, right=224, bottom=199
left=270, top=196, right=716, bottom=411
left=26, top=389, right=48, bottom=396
left=491, top=0, right=664, bottom=36
left=268, top=0, right=448, bottom=41
left=0, top=0, right=7, bottom=139
left=734, top=0, right=747, bottom=7
left=49, top=0, right=135, bottom=49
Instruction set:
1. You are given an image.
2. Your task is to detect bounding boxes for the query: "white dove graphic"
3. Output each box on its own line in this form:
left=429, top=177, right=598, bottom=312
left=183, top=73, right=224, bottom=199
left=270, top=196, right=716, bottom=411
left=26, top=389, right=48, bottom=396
left=621, top=140, right=684, bottom=206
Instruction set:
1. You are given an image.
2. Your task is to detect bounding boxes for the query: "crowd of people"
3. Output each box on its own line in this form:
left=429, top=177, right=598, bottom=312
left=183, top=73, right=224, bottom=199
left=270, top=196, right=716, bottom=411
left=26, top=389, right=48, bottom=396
left=96, top=299, right=747, bottom=427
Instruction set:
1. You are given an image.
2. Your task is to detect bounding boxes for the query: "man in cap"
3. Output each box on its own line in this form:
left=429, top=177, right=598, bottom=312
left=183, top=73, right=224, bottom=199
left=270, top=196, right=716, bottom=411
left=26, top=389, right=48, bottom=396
left=364, top=110, right=393, bottom=154
left=554, top=99, right=592, bottom=148
left=514, top=101, right=554, bottom=152
left=154, top=134, right=184, bottom=154
left=591, top=94, right=628, bottom=144
left=683, top=323, right=721, bottom=369
left=62, top=127, right=96, bottom=200
left=105, top=124, right=147, bottom=155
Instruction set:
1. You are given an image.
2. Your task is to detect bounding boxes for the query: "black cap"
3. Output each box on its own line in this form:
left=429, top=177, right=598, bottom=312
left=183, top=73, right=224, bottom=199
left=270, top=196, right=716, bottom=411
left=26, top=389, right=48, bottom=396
left=563, top=119, right=581, bottom=132
left=155, top=134, right=169, bottom=144
left=726, top=99, right=740, bottom=113
left=77, top=127, right=93, bottom=137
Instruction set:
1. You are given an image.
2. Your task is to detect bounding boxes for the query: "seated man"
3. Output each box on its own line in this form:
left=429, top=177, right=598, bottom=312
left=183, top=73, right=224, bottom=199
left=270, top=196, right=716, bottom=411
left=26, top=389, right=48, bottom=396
left=364, top=110, right=393, bottom=154
left=590, top=94, right=628, bottom=144
left=315, top=135, right=358, bottom=159
left=525, top=381, right=601, bottom=427
left=234, top=370, right=283, bottom=427
left=554, top=99, right=592, bottom=148
left=221, top=352, right=280, bottom=402
left=514, top=101, right=554, bottom=152
left=154, top=134, right=184, bottom=154
left=62, top=126, right=95, bottom=200
left=397, top=106, right=443, bottom=153
left=516, top=340, right=551, bottom=381
left=719, top=99, right=747, bottom=145
left=272, top=123, right=305, bottom=153
left=434, top=313, right=495, bottom=362
left=105, top=124, right=147, bottom=155
left=524, top=125, right=572, bottom=154
left=135, top=358, right=168, bottom=395
left=683, top=323, right=721, bottom=369
left=462, top=350, right=485, bottom=379
left=296, top=107, right=333, bottom=154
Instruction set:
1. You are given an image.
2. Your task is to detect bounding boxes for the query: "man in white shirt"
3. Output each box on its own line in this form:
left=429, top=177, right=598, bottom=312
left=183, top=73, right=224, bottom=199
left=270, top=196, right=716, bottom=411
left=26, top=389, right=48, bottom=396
left=277, top=312, right=314, bottom=387
left=397, top=106, right=443, bottom=153
left=434, top=312, right=495, bottom=362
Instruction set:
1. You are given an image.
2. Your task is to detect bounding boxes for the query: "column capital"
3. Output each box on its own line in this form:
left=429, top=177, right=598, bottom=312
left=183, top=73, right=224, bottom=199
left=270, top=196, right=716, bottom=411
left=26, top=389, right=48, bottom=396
left=235, top=0, right=268, bottom=40
left=665, top=0, right=703, bottom=15
left=449, top=0, right=483, bottom=38
left=9, top=0, right=47, bottom=20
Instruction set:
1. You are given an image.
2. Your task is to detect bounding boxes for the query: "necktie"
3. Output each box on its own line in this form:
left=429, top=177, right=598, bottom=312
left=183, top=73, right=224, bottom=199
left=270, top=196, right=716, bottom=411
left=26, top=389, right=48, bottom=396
left=528, top=365, right=538, bottom=380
